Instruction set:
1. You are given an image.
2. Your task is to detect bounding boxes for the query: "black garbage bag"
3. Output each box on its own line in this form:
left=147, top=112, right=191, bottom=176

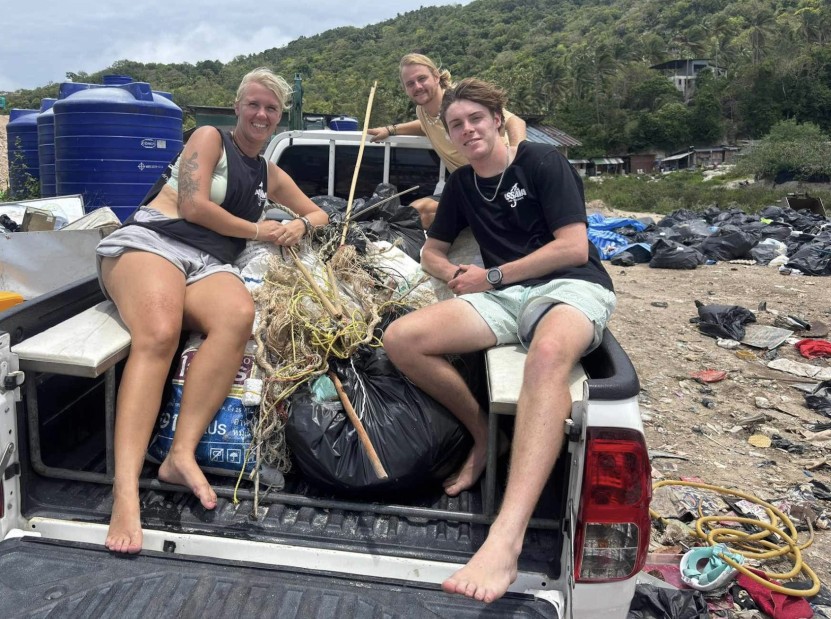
left=694, top=300, right=756, bottom=340
left=672, top=219, right=713, bottom=244
left=649, top=239, right=705, bottom=270
left=759, top=222, right=793, bottom=242
left=657, top=208, right=700, bottom=228
left=627, top=584, right=710, bottom=619
left=311, top=184, right=426, bottom=262
left=785, top=238, right=831, bottom=275
left=697, top=225, right=759, bottom=261
left=286, top=345, right=470, bottom=494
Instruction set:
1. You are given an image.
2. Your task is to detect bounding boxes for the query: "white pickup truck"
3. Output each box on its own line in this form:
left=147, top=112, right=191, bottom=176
left=0, top=129, right=649, bottom=618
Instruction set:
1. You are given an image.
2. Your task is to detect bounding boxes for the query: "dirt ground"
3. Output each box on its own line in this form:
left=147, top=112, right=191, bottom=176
left=592, top=200, right=831, bottom=591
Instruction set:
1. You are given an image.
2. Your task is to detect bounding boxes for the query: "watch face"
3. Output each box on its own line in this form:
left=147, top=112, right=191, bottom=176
left=487, top=268, right=502, bottom=285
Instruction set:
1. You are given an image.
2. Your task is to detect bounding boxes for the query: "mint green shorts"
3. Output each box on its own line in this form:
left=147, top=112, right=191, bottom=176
left=459, top=279, right=616, bottom=353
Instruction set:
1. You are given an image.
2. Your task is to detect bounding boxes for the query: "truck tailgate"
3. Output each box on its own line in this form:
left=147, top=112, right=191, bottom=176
left=0, top=537, right=562, bottom=618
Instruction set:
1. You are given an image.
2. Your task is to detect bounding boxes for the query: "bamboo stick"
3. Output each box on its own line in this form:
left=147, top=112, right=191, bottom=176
left=328, top=371, right=388, bottom=480
left=340, top=81, right=377, bottom=247
left=325, top=262, right=343, bottom=317
left=288, top=247, right=342, bottom=320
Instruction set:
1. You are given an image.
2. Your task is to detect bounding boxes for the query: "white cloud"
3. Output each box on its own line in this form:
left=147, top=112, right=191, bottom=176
left=0, top=0, right=473, bottom=92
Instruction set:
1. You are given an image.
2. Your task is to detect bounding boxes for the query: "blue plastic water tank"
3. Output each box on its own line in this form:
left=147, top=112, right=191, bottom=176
left=38, top=83, right=102, bottom=198
left=102, top=74, right=134, bottom=85
left=54, top=81, right=183, bottom=221
left=36, top=98, right=58, bottom=197
left=7, top=109, right=40, bottom=198
left=329, top=115, right=359, bottom=131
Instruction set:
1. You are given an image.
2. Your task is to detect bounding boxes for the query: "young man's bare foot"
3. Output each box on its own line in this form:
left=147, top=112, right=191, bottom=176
left=443, top=441, right=488, bottom=497
left=105, top=484, right=143, bottom=554
left=442, top=532, right=521, bottom=603
left=158, top=452, right=217, bottom=509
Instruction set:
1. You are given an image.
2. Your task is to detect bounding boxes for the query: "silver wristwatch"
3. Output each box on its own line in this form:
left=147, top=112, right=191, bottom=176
left=486, top=266, right=503, bottom=287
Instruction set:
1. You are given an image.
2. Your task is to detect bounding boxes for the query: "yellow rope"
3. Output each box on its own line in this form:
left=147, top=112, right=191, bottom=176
left=650, top=479, right=820, bottom=597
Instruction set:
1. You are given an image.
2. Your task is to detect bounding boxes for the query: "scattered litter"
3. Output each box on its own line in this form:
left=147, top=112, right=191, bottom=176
left=649, top=450, right=691, bottom=461
left=651, top=301, right=669, bottom=308
left=691, top=369, right=727, bottom=383
left=795, top=338, right=831, bottom=359
left=740, top=324, right=793, bottom=350
left=748, top=434, right=772, bottom=448
left=754, top=397, right=771, bottom=409
left=695, top=300, right=756, bottom=340
left=767, top=358, right=831, bottom=381
left=736, top=349, right=758, bottom=361
left=680, top=544, right=744, bottom=591
left=701, top=398, right=717, bottom=409
left=717, top=338, right=741, bottom=349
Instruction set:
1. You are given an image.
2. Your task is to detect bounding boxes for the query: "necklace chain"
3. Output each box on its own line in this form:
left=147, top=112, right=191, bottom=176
left=473, top=146, right=510, bottom=203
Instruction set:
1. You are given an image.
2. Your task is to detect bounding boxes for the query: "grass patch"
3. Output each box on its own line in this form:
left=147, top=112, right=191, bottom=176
left=584, top=171, right=831, bottom=216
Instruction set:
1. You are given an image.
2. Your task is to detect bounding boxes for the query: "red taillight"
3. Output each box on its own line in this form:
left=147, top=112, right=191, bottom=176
left=575, top=428, right=651, bottom=582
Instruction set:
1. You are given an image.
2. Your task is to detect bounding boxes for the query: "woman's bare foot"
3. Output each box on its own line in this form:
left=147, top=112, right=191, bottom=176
left=443, top=441, right=488, bottom=497
left=441, top=531, right=521, bottom=603
left=158, top=451, right=217, bottom=510
left=105, top=484, right=143, bottom=554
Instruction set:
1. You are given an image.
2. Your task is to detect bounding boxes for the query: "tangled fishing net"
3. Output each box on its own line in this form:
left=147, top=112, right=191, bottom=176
left=249, top=222, right=436, bottom=475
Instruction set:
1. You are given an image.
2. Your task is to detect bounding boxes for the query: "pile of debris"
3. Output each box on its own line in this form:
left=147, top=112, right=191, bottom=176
left=590, top=203, right=831, bottom=276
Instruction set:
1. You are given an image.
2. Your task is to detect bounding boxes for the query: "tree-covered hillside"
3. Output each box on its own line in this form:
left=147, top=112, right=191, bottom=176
left=6, top=0, right=830, bottom=157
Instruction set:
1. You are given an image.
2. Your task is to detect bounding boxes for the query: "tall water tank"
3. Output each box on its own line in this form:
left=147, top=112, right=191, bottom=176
left=36, top=98, right=57, bottom=198
left=54, top=81, right=183, bottom=221
left=6, top=109, right=40, bottom=198
left=39, top=83, right=99, bottom=198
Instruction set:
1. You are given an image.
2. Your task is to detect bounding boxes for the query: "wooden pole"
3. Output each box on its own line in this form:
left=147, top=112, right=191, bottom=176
left=288, top=247, right=342, bottom=320
left=340, top=81, right=377, bottom=247
left=328, top=371, right=388, bottom=480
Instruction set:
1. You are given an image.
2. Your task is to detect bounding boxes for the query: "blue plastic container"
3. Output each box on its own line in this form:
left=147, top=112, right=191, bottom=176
left=36, top=98, right=58, bottom=197
left=329, top=115, right=359, bottom=131
left=102, top=74, right=134, bottom=85
left=54, top=81, right=183, bottom=221
left=7, top=109, right=40, bottom=198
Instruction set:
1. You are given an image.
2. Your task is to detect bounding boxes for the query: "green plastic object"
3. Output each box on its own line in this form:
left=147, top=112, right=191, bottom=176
left=311, top=375, right=339, bottom=402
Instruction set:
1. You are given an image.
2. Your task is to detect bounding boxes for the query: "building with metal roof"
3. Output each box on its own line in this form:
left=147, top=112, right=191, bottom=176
left=525, top=124, right=581, bottom=157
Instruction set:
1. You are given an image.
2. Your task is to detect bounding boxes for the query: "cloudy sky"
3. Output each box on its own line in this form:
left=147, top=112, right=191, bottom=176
left=0, top=0, right=474, bottom=92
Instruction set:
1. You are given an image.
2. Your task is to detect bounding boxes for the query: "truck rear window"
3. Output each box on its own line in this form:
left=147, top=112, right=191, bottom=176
left=276, top=145, right=442, bottom=202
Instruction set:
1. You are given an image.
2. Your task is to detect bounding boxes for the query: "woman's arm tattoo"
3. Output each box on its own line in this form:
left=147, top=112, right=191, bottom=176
left=178, top=152, right=199, bottom=209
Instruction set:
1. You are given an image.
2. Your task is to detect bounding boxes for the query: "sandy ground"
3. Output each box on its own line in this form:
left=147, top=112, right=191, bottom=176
left=1, top=115, right=9, bottom=192
left=594, top=201, right=831, bottom=590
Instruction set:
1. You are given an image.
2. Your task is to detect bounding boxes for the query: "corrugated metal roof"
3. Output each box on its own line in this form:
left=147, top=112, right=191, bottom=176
left=526, top=124, right=581, bottom=147
left=592, top=157, right=624, bottom=165
left=660, top=151, right=694, bottom=162
left=569, top=159, right=590, bottom=165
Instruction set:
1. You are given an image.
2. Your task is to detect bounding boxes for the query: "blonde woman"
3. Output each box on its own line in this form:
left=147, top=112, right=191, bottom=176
left=97, top=68, right=328, bottom=554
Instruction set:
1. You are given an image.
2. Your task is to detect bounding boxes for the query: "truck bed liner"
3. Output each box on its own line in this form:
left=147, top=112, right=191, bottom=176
left=0, top=537, right=560, bottom=618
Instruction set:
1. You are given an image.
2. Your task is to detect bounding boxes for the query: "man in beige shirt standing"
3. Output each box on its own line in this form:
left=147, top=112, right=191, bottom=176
left=369, top=53, right=526, bottom=229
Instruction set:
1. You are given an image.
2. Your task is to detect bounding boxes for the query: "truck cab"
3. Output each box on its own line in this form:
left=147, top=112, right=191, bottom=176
left=0, top=129, right=649, bottom=617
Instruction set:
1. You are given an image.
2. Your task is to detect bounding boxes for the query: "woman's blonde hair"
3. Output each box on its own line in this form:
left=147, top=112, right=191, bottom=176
left=399, top=53, right=452, bottom=89
left=236, top=67, right=292, bottom=111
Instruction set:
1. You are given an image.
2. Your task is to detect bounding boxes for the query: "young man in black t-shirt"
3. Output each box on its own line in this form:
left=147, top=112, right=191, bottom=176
left=383, top=79, right=616, bottom=604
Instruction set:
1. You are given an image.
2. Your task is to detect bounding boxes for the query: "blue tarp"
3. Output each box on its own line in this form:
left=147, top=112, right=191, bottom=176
left=587, top=213, right=648, bottom=260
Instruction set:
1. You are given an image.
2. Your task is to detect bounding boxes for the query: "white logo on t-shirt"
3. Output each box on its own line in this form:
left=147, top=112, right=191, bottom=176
left=504, top=183, right=527, bottom=208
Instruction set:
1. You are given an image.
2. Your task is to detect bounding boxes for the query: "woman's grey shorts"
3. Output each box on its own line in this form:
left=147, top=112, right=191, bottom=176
left=459, top=279, right=616, bottom=353
left=95, top=207, right=242, bottom=301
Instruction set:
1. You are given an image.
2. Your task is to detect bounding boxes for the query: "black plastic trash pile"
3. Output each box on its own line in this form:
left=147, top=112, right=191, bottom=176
left=312, top=183, right=425, bottom=261
left=601, top=204, right=831, bottom=275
